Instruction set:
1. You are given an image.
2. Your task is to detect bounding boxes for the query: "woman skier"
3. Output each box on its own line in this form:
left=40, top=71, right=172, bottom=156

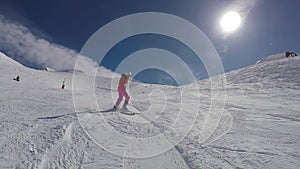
left=114, top=72, right=132, bottom=111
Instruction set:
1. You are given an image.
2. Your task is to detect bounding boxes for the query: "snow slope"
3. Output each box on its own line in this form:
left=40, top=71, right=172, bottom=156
left=0, top=51, right=299, bottom=168
left=180, top=54, right=300, bottom=168
left=228, top=53, right=300, bottom=89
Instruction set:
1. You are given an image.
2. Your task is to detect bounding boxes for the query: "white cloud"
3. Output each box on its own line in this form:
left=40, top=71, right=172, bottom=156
left=0, top=15, right=98, bottom=75
left=228, top=0, right=258, bottom=18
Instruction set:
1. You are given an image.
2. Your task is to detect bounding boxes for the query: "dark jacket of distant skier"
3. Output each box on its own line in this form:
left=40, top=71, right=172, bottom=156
left=13, top=75, right=20, bottom=82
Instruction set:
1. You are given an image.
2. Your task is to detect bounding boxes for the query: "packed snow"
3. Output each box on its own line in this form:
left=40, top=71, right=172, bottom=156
left=0, top=51, right=299, bottom=168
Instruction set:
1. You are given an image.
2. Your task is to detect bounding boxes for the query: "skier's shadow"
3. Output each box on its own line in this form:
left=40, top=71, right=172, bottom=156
left=37, top=108, right=116, bottom=120
left=99, top=108, right=116, bottom=113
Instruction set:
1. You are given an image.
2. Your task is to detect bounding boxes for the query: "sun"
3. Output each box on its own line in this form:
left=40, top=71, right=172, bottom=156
left=220, top=11, right=241, bottom=33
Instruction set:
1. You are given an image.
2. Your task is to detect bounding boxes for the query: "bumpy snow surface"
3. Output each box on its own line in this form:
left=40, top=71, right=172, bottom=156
left=0, top=51, right=299, bottom=168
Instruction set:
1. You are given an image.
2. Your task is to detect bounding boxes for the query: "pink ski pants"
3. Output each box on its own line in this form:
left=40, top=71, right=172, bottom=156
left=115, top=90, right=130, bottom=107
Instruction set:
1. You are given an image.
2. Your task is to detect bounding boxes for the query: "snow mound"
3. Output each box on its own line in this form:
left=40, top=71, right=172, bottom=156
left=97, top=66, right=119, bottom=78
left=0, top=50, right=120, bottom=80
left=43, top=67, right=56, bottom=72
left=256, top=53, right=286, bottom=63
left=256, top=52, right=298, bottom=64
left=227, top=53, right=300, bottom=89
left=0, top=51, right=27, bottom=70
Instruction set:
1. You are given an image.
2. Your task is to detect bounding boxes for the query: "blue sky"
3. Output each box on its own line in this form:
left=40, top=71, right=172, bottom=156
left=0, top=0, right=299, bottom=85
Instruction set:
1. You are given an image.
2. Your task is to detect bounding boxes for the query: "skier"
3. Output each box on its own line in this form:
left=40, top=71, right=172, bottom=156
left=13, top=75, right=20, bottom=82
left=113, top=72, right=132, bottom=111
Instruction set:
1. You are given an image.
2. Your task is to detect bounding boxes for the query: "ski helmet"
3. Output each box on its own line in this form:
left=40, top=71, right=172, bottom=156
left=125, top=72, right=132, bottom=78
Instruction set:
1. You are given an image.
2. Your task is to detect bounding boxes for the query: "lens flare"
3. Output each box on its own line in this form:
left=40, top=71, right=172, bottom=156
left=220, top=11, right=241, bottom=32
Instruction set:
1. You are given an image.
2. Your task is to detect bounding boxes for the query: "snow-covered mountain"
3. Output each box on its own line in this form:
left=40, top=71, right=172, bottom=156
left=0, top=51, right=299, bottom=168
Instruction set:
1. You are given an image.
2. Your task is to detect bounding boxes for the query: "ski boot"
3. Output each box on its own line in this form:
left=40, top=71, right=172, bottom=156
left=120, top=100, right=129, bottom=112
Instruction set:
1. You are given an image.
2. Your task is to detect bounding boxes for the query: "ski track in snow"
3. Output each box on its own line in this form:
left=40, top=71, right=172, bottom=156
left=1, top=52, right=300, bottom=168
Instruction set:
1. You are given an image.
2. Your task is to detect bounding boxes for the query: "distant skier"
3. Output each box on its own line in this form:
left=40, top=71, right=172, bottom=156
left=13, top=75, right=20, bottom=82
left=61, top=82, right=65, bottom=89
left=61, top=79, right=66, bottom=89
left=113, top=72, right=132, bottom=111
